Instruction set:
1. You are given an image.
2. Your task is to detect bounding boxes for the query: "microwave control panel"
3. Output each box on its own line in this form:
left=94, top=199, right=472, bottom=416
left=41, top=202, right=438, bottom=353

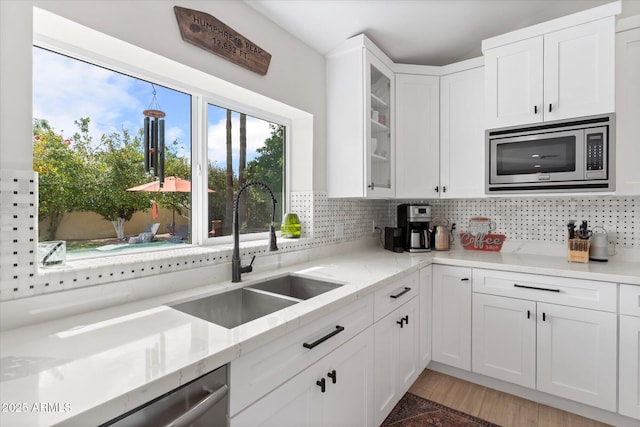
left=586, top=132, right=604, bottom=171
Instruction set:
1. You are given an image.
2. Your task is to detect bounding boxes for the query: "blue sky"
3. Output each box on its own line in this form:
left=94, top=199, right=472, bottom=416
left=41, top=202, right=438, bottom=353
left=33, top=47, right=272, bottom=173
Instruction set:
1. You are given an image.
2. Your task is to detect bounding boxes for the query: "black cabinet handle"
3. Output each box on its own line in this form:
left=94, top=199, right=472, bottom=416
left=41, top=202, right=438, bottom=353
left=316, top=378, right=326, bottom=393
left=443, top=186, right=447, bottom=193
left=514, top=284, right=560, bottom=293
left=461, top=278, right=470, bottom=281
left=549, top=103, right=552, bottom=113
left=368, top=182, right=375, bottom=190
left=434, top=186, right=439, bottom=193
left=327, top=370, right=337, bottom=384
left=390, top=287, right=411, bottom=299
left=527, top=310, right=531, bottom=319
left=396, top=315, right=410, bottom=328
left=543, top=312, right=546, bottom=322
left=303, top=325, right=345, bottom=349
left=534, top=105, right=538, bottom=114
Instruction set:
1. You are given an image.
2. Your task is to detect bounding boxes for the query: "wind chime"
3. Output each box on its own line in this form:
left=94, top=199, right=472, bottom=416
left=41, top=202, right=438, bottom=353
left=143, top=84, right=165, bottom=187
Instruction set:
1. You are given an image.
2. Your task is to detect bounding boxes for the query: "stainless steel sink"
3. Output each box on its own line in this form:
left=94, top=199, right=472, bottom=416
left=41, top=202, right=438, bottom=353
left=168, top=275, right=343, bottom=329
left=170, top=288, right=299, bottom=329
left=247, top=275, right=343, bottom=300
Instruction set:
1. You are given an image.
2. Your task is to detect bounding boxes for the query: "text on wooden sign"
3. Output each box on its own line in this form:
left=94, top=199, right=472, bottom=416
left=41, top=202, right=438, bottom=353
left=174, top=6, right=271, bottom=75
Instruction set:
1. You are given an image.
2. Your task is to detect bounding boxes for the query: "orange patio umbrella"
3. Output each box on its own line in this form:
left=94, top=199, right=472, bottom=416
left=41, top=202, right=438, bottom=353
left=127, top=176, right=214, bottom=193
left=127, top=176, right=214, bottom=225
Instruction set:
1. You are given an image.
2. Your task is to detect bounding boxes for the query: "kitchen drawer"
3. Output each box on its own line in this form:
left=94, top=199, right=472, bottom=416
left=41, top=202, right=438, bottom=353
left=374, top=271, right=419, bottom=321
left=229, top=294, right=373, bottom=416
left=620, top=284, right=640, bottom=317
left=472, top=269, right=616, bottom=312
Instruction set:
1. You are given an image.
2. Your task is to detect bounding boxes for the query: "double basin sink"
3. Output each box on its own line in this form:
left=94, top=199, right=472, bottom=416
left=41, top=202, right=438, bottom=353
left=169, top=274, right=343, bottom=329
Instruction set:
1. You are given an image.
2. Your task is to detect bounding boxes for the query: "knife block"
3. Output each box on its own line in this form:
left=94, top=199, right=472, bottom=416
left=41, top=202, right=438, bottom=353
left=567, top=238, right=590, bottom=263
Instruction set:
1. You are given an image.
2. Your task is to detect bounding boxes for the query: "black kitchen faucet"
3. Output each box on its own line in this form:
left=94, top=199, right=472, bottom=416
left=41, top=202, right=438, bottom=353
left=231, top=180, right=278, bottom=282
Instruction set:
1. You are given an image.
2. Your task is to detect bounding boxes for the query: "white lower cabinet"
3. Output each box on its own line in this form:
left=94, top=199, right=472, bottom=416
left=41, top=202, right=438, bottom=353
left=472, top=269, right=617, bottom=412
left=472, top=293, right=536, bottom=388
left=432, top=265, right=472, bottom=370
left=419, top=266, right=432, bottom=369
left=374, top=296, right=420, bottom=425
left=619, top=284, right=640, bottom=420
left=231, top=327, right=374, bottom=427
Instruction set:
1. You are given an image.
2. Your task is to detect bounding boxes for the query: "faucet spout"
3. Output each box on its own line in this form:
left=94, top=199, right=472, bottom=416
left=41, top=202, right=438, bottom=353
left=232, top=181, right=279, bottom=282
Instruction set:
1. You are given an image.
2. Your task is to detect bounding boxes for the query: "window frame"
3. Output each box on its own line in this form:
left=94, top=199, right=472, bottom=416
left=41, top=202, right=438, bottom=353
left=33, top=30, right=291, bottom=252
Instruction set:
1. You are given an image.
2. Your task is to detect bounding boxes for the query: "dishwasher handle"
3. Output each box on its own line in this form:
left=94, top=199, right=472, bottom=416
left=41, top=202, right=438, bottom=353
left=164, top=384, right=228, bottom=427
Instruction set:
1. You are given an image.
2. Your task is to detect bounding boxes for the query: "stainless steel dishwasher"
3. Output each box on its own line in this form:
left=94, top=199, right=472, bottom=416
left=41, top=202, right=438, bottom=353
left=102, top=365, right=228, bottom=427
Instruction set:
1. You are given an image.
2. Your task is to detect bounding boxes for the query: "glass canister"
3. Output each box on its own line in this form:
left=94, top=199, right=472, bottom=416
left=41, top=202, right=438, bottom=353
left=281, top=213, right=301, bottom=238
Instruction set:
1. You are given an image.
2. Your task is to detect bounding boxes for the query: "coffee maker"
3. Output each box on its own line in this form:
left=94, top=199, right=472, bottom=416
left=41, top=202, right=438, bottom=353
left=397, top=204, right=431, bottom=252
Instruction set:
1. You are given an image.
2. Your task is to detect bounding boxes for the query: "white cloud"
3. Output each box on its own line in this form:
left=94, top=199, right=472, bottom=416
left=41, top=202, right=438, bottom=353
left=207, top=115, right=272, bottom=170
left=33, top=47, right=144, bottom=143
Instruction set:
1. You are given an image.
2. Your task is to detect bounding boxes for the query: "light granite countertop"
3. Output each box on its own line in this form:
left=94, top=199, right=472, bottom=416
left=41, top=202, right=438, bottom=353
left=1, top=242, right=638, bottom=426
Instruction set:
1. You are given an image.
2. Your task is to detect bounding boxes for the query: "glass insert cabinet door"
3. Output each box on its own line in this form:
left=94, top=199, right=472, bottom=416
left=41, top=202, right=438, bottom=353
left=366, top=53, right=394, bottom=197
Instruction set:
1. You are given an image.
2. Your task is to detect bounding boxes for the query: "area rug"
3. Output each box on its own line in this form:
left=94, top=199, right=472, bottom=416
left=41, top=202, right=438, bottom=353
left=381, top=392, right=501, bottom=427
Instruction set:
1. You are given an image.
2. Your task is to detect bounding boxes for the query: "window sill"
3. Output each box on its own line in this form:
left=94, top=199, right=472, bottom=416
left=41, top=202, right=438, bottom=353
left=38, top=236, right=313, bottom=281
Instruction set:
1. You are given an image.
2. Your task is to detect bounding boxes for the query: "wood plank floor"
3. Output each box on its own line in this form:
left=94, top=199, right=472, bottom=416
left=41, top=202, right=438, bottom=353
left=408, top=369, right=612, bottom=427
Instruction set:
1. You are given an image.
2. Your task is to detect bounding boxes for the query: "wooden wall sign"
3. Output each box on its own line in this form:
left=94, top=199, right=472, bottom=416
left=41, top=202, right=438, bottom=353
left=174, top=6, right=271, bottom=75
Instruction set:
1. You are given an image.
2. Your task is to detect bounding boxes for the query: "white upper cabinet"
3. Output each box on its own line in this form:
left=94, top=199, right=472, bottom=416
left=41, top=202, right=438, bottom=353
left=543, top=18, right=615, bottom=121
left=440, top=64, right=485, bottom=199
left=484, top=8, right=618, bottom=129
left=484, top=37, right=543, bottom=127
left=615, top=16, right=640, bottom=195
left=395, top=73, right=439, bottom=199
left=327, top=35, right=395, bottom=198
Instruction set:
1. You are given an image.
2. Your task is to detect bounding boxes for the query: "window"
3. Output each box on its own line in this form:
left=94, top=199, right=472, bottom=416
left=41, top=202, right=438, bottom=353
left=33, top=46, right=286, bottom=258
left=206, top=104, right=285, bottom=239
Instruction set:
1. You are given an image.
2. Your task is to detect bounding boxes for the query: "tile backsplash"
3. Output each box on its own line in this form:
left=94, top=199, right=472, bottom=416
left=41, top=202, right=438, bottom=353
left=1, top=167, right=638, bottom=301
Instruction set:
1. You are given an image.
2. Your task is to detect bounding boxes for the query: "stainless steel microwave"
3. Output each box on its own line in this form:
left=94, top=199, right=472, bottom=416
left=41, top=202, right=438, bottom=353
left=486, top=114, right=615, bottom=193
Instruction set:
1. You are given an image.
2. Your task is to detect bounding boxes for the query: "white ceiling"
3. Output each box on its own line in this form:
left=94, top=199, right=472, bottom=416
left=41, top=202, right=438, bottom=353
left=245, top=0, right=613, bottom=65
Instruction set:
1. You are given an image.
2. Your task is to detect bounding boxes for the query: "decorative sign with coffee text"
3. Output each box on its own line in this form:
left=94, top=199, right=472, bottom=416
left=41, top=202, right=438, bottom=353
left=459, top=232, right=506, bottom=252
left=174, top=6, right=271, bottom=75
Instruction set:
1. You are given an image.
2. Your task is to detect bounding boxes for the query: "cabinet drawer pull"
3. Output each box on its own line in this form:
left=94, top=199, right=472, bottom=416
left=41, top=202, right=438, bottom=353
left=461, top=278, right=470, bottom=281
left=434, top=186, right=439, bottom=193
left=514, top=284, right=560, bottom=293
left=534, top=105, right=538, bottom=114
left=327, top=370, right=337, bottom=384
left=303, top=325, right=345, bottom=349
left=543, top=312, right=547, bottom=322
left=316, top=378, right=326, bottom=393
left=390, top=287, right=411, bottom=299
left=549, top=103, right=553, bottom=113
left=397, top=318, right=404, bottom=328
left=527, top=310, right=531, bottom=319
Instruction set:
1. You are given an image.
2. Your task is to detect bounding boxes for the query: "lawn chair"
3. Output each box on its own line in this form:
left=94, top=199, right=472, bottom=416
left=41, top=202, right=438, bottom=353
left=168, top=225, right=189, bottom=243
left=128, top=223, right=160, bottom=244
